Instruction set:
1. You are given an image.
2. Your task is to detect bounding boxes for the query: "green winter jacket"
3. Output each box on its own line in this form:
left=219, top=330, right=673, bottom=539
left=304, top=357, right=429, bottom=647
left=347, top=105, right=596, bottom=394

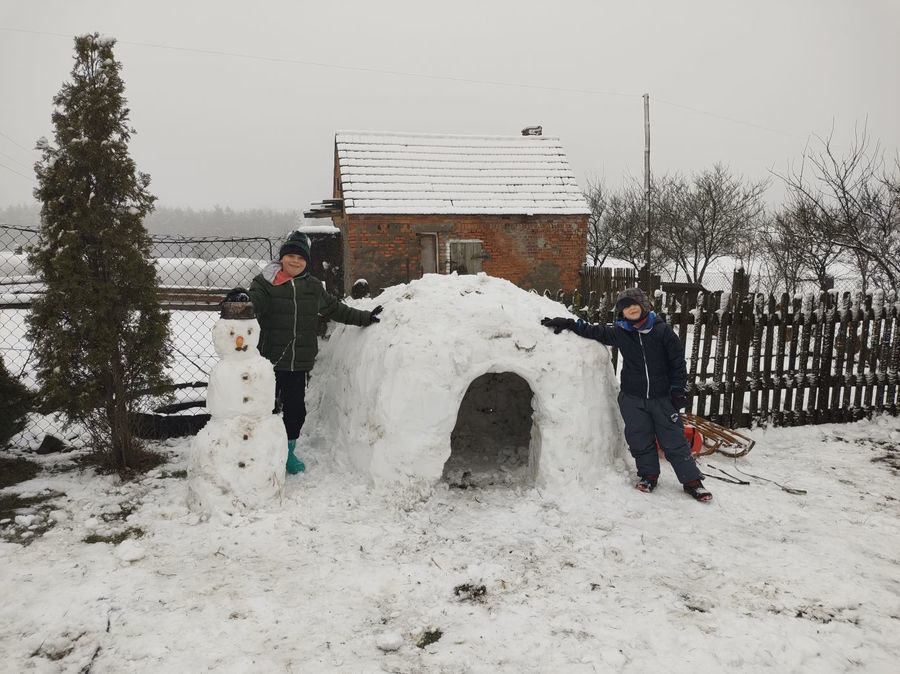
left=248, top=262, right=372, bottom=371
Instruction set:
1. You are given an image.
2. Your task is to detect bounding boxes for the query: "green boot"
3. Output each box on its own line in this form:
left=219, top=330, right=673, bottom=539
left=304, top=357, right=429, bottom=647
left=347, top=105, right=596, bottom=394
left=286, top=439, right=305, bottom=474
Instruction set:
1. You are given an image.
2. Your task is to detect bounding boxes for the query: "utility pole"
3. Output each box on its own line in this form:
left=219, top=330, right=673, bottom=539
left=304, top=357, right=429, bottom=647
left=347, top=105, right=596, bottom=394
left=643, top=93, right=651, bottom=282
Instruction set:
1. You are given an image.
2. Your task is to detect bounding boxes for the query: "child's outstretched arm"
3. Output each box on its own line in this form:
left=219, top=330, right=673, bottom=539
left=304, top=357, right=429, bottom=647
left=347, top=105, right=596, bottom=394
left=317, top=284, right=381, bottom=327
left=540, top=317, right=617, bottom=346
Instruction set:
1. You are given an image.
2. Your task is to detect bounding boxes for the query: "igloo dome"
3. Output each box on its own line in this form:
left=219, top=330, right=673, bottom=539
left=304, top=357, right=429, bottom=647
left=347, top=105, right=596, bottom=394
left=302, top=273, right=627, bottom=491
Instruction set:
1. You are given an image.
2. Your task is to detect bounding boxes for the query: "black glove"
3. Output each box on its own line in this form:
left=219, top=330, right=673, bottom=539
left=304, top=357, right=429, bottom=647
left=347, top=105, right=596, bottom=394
left=670, top=390, right=690, bottom=410
left=367, top=305, right=383, bottom=325
left=541, top=316, right=576, bottom=334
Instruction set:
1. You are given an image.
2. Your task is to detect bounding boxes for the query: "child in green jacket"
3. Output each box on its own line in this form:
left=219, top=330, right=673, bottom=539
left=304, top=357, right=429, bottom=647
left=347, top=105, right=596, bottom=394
left=248, top=231, right=381, bottom=473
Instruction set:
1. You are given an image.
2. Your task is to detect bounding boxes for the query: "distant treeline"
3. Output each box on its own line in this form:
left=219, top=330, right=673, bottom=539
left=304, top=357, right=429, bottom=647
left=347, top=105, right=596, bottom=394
left=0, top=203, right=300, bottom=239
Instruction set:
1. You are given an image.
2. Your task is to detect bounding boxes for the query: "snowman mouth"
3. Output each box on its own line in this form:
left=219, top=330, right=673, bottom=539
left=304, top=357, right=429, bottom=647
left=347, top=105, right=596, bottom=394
left=234, top=345, right=248, bottom=352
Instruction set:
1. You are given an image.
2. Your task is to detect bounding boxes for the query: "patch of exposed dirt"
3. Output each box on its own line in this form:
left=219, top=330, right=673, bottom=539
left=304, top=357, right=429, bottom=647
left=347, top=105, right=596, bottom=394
left=0, top=456, right=41, bottom=489
left=76, top=446, right=168, bottom=478
left=416, top=628, right=443, bottom=649
left=453, top=583, right=487, bottom=602
left=83, top=526, right=145, bottom=545
left=0, top=488, right=65, bottom=546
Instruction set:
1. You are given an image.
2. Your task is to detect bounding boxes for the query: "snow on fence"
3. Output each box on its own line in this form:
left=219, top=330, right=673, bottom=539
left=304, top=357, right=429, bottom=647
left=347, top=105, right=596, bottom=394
left=153, top=257, right=266, bottom=291
left=544, top=283, right=900, bottom=429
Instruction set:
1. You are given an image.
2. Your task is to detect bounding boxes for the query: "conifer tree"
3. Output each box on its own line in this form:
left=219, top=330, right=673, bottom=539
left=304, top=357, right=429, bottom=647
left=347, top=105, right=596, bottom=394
left=29, top=33, right=169, bottom=470
left=0, top=355, right=31, bottom=448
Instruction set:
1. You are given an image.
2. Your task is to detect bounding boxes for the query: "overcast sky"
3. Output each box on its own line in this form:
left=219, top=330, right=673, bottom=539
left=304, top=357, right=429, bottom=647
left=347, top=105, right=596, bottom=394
left=1, top=0, right=898, bottom=216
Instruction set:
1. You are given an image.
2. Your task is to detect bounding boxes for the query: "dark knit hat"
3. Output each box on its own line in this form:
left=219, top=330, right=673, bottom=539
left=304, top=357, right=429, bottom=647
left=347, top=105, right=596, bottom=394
left=278, top=230, right=311, bottom=262
left=221, top=288, right=255, bottom=320
left=615, top=287, right=652, bottom=316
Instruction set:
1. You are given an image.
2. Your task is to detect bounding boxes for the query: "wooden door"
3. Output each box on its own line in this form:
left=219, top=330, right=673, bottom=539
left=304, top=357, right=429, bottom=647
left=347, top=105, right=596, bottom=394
left=449, top=241, right=483, bottom=275
left=419, top=234, right=437, bottom=275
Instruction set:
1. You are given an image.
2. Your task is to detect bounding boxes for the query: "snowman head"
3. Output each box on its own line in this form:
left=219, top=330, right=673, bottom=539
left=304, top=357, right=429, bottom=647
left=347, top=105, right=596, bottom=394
left=212, top=318, right=261, bottom=360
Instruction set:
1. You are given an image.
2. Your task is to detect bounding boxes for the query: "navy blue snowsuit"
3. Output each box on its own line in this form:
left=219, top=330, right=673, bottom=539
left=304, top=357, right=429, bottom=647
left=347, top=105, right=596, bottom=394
left=572, top=313, right=702, bottom=484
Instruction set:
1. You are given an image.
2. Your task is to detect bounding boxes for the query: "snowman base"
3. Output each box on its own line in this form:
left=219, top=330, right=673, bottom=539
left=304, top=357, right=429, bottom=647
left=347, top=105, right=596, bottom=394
left=187, top=414, right=287, bottom=516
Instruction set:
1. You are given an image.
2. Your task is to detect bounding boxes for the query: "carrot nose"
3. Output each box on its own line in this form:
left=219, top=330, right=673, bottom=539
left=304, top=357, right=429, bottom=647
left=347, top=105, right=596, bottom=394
left=235, top=335, right=245, bottom=349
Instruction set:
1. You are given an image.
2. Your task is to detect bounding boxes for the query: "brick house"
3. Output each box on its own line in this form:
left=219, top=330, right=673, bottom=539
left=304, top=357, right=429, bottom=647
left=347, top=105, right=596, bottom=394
left=305, top=129, right=589, bottom=294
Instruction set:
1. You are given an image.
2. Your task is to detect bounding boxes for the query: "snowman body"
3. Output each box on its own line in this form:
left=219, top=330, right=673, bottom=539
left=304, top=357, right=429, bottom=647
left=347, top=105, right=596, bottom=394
left=188, top=314, right=287, bottom=516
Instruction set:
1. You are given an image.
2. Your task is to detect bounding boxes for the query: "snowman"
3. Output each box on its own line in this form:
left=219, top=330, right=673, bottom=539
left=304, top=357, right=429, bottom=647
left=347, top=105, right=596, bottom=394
left=187, top=290, right=287, bottom=516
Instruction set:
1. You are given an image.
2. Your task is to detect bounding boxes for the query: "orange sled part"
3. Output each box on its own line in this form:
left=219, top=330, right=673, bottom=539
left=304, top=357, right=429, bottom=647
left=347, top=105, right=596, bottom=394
left=656, top=424, right=704, bottom=457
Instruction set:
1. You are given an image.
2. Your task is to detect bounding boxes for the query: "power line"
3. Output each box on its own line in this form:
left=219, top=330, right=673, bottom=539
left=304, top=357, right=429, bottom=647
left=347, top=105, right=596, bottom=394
left=0, top=161, right=33, bottom=181
left=1, top=26, right=640, bottom=100
left=654, top=97, right=799, bottom=139
left=0, top=129, right=34, bottom=154
left=2, top=25, right=800, bottom=138
left=0, top=148, right=32, bottom=171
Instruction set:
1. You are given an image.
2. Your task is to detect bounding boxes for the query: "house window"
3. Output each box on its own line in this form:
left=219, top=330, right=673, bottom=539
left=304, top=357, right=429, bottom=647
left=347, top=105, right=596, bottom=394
left=447, top=239, right=486, bottom=275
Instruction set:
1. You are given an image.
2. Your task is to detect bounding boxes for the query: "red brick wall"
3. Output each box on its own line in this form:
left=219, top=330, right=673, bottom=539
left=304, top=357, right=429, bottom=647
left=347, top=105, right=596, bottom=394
left=333, top=214, right=587, bottom=294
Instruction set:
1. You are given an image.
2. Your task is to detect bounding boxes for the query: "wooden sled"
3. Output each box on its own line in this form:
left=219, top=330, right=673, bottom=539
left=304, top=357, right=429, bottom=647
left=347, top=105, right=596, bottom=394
left=682, top=413, right=755, bottom=458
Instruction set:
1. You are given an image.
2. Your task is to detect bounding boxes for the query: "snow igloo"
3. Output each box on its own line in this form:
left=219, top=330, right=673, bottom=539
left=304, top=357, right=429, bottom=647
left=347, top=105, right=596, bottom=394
left=303, top=273, right=626, bottom=491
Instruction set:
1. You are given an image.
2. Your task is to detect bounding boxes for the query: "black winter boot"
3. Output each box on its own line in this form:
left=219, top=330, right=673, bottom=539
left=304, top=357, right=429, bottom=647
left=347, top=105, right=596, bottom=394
left=635, top=475, right=659, bottom=493
left=683, top=479, right=713, bottom=502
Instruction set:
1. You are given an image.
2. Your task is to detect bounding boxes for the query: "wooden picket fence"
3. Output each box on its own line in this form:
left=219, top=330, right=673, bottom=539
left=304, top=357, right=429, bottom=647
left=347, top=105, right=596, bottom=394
left=579, top=265, right=636, bottom=299
left=542, top=286, right=900, bottom=429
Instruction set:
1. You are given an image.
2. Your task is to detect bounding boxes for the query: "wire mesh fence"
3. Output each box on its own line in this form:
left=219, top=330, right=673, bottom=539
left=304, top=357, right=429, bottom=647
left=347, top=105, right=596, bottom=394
left=1, top=224, right=277, bottom=443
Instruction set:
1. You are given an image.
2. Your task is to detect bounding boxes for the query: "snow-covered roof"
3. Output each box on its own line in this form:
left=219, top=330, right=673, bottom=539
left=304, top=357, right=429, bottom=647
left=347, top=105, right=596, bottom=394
left=336, top=131, right=590, bottom=215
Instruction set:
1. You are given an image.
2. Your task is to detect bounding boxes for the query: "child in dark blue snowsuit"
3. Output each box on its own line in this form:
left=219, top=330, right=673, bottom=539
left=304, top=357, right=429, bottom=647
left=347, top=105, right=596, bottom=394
left=542, top=287, right=712, bottom=502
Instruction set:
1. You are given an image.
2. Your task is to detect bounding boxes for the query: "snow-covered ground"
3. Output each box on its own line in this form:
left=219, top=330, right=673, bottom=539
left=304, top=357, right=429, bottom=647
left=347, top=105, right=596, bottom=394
left=2, top=416, right=898, bottom=673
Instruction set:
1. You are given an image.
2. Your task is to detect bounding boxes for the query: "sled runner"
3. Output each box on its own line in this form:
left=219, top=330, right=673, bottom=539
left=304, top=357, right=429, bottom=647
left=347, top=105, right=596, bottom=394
left=682, top=413, right=755, bottom=458
left=657, top=414, right=755, bottom=459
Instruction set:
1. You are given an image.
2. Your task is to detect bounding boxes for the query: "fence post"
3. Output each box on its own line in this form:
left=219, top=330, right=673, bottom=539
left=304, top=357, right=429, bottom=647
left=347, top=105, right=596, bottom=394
left=731, top=267, right=749, bottom=307
left=886, top=291, right=900, bottom=415
left=747, top=294, right=763, bottom=425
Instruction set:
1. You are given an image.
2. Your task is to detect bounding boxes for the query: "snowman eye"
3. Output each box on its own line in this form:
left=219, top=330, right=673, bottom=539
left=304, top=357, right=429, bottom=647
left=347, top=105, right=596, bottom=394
left=247, top=328, right=253, bottom=334
left=229, top=330, right=234, bottom=336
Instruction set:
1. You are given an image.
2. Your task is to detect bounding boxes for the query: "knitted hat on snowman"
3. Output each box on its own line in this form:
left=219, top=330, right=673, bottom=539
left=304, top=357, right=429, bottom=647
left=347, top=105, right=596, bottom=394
left=220, top=288, right=255, bottom=320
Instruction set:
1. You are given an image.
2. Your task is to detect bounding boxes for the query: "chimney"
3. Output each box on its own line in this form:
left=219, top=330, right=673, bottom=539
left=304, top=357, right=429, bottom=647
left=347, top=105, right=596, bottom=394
left=521, top=125, right=542, bottom=136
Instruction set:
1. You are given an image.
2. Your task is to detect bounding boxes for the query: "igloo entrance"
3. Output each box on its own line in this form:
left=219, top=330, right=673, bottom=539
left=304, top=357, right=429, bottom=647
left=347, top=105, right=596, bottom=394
left=442, top=372, right=536, bottom=488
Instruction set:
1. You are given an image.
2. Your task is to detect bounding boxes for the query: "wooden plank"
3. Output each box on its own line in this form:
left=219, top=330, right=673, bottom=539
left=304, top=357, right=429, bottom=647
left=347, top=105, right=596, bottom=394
left=697, top=292, right=719, bottom=418
left=874, top=293, right=893, bottom=413
left=723, top=300, right=743, bottom=427
left=687, top=293, right=705, bottom=416
left=678, top=291, right=690, bottom=344
left=730, top=295, right=753, bottom=427
left=797, top=293, right=814, bottom=425
left=887, top=299, right=900, bottom=415
left=760, top=294, right=777, bottom=423
left=709, top=298, right=731, bottom=425
left=815, top=293, right=837, bottom=422
left=831, top=293, right=850, bottom=423
left=865, top=294, right=884, bottom=413
left=748, top=294, right=764, bottom=425
left=806, top=293, right=824, bottom=422
left=843, top=292, right=862, bottom=423
left=688, top=294, right=704, bottom=380
left=854, top=294, right=871, bottom=416
left=784, top=295, right=802, bottom=425
left=772, top=293, right=789, bottom=423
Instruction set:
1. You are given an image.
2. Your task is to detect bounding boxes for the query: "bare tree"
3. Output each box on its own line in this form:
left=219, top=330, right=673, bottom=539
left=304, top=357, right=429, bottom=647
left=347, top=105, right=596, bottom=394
left=583, top=178, right=670, bottom=272
left=756, top=213, right=807, bottom=296
left=777, top=124, right=900, bottom=291
left=584, top=178, right=613, bottom=266
left=779, top=195, right=844, bottom=291
left=604, top=181, right=670, bottom=272
left=655, top=165, right=768, bottom=284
